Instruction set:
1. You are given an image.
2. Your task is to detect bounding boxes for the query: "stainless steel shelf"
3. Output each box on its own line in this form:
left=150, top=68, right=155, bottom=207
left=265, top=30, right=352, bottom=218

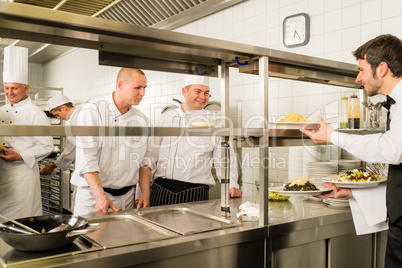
left=0, top=125, right=264, bottom=138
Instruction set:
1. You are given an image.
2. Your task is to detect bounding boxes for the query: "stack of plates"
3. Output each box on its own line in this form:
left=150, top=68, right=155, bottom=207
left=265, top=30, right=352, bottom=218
left=331, top=159, right=362, bottom=173
left=323, top=198, right=349, bottom=208
left=341, top=150, right=360, bottom=160
left=307, top=161, right=338, bottom=178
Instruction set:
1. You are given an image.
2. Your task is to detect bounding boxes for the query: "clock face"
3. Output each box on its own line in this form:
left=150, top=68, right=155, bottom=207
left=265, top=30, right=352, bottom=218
left=283, top=13, right=310, bottom=48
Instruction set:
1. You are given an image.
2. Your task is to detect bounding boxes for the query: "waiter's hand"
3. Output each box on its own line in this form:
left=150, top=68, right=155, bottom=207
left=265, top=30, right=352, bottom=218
left=316, top=182, right=353, bottom=199
left=230, top=187, right=242, bottom=198
left=137, top=192, right=150, bottom=208
left=300, top=116, right=334, bottom=144
left=0, top=148, right=23, bottom=162
left=41, top=163, right=57, bottom=175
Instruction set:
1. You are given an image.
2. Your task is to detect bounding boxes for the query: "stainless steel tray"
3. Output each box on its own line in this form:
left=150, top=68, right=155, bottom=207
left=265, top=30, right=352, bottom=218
left=85, top=214, right=180, bottom=248
left=0, top=236, right=102, bottom=267
left=135, top=206, right=242, bottom=235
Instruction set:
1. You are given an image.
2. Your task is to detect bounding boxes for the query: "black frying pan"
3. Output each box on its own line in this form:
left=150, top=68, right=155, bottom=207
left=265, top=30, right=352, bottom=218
left=0, top=215, right=99, bottom=251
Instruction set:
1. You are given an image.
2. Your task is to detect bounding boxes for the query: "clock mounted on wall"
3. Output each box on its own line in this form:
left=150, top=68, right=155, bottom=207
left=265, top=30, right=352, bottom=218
left=283, top=13, right=310, bottom=48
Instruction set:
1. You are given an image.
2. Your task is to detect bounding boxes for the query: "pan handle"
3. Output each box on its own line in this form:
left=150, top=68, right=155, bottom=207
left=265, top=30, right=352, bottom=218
left=65, top=223, right=100, bottom=238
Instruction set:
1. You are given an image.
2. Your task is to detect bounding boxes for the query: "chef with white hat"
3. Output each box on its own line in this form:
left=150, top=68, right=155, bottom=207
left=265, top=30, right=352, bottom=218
left=0, top=46, right=53, bottom=219
left=149, top=76, right=242, bottom=207
left=40, top=95, right=79, bottom=176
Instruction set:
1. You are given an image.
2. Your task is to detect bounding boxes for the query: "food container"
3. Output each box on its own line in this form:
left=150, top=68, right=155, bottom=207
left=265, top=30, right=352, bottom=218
left=185, top=110, right=222, bottom=127
left=348, top=93, right=360, bottom=129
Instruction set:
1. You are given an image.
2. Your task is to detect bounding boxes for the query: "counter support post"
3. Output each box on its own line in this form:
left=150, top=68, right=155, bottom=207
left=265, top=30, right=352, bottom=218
left=220, top=61, right=231, bottom=218
left=258, top=56, right=269, bottom=228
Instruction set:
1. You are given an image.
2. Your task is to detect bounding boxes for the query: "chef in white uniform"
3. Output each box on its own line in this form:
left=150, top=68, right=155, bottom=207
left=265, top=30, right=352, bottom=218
left=0, top=46, right=53, bottom=219
left=149, top=80, right=242, bottom=206
left=71, top=68, right=153, bottom=216
left=41, top=95, right=79, bottom=175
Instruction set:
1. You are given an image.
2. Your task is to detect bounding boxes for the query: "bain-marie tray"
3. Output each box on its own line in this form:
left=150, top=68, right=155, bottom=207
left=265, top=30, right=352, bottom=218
left=85, top=214, right=180, bottom=249
left=135, top=206, right=242, bottom=236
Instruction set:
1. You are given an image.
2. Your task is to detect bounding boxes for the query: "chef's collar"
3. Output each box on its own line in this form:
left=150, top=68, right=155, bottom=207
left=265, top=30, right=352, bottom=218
left=10, top=96, right=31, bottom=108
left=109, top=92, right=131, bottom=116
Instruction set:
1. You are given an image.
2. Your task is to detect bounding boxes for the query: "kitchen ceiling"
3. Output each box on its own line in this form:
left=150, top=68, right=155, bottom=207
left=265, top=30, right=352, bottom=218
left=0, top=0, right=245, bottom=64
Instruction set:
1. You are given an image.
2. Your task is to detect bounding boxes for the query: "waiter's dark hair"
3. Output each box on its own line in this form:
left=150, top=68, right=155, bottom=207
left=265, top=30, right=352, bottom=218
left=352, top=34, right=402, bottom=78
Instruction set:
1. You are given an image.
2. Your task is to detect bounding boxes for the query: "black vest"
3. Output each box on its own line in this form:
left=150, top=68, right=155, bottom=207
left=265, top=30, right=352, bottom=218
left=384, top=96, right=402, bottom=223
left=386, top=164, right=402, bottom=222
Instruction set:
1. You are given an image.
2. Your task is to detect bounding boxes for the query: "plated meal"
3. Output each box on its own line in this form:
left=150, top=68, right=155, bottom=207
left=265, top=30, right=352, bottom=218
left=268, top=191, right=290, bottom=201
left=270, top=113, right=319, bottom=130
left=269, top=177, right=328, bottom=197
left=323, top=169, right=387, bottom=188
left=280, top=113, right=311, bottom=123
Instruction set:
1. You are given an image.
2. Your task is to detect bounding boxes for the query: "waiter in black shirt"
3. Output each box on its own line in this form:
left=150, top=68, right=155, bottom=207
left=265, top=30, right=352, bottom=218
left=301, top=34, right=402, bottom=268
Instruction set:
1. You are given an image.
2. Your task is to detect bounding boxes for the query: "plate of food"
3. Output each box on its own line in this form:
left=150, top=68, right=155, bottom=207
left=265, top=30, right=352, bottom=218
left=269, top=113, right=319, bottom=130
left=269, top=178, right=329, bottom=197
left=268, top=191, right=290, bottom=201
left=322, top=169, right=387, bottom=188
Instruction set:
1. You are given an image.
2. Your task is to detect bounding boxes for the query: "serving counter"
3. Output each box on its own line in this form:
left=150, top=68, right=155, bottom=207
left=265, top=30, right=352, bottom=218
left=0, top=196, right=386, bottom=268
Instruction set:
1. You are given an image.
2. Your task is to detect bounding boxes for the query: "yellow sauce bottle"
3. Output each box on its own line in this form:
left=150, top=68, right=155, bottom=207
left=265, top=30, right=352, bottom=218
left=339, top=94, right=348, bottom=128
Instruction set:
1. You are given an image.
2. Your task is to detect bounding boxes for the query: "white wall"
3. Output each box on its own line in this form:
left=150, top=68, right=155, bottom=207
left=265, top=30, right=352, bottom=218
left=42, top=0, right=402, bottom=196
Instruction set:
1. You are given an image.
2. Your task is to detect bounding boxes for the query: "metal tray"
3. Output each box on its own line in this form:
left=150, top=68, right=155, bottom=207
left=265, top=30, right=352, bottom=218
left=135, top=206, right=242, bottom=235
left=0, top=236, right=101, bottom=267
left=85, top=214, right=180, bottom=249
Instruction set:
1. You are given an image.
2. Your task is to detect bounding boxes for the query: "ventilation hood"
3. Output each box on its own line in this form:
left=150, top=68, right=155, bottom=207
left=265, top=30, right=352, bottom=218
left=0, top=1, right=361, bottom=88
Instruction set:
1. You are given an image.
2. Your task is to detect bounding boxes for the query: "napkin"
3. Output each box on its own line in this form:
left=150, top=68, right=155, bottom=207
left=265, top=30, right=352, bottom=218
left=236, top=201, right=259, bottom=221
left=349, top=183, right=388, bottom=235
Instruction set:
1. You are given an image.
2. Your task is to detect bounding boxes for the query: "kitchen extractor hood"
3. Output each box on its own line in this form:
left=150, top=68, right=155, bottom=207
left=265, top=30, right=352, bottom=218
left=1, top=0, right=246, bottom=64
left=0, top=1, right=361, bottom=88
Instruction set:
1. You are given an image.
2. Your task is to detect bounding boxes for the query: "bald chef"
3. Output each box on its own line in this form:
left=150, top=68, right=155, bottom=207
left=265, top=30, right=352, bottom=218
left=0, top=46, right=53, bottom=219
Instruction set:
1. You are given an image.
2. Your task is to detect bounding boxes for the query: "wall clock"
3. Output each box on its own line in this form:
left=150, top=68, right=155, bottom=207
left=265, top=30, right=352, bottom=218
left=283, top=13, right=310, bottom=48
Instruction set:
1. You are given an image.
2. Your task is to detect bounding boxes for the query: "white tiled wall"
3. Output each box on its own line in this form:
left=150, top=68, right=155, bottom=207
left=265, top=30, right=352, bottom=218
left=38, top=0, right=401, bottom=196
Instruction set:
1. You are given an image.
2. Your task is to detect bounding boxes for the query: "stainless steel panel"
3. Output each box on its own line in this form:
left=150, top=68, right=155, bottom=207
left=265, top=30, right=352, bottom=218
left=328, top=233, right=372, bottom=268
left=136, top=206, right=242, bottom=235
left=85, top=214, right=180, bottom=248
left=272, top=240, right=326, bottom=268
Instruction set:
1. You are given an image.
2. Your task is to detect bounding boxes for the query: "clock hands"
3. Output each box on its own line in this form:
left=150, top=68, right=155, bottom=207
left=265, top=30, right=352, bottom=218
left=294, top=29, right=301, bottom=40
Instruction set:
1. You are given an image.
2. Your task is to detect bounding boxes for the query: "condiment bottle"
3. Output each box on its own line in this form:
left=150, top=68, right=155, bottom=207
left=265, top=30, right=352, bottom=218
left=339, top=94, right=348, bottom=128
left=348, top=93, right=360, bottom=129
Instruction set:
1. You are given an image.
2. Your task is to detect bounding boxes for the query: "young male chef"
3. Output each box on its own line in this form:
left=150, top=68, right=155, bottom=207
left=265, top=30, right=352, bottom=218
left=301, top=34, right=402, bottom=267
left=149, top=78, right=242, bottom=206
left=41, top=95, right=79, bottom=175
left=0, top=46, right=53, bottom=219
left=71, top=68, right=153, bottom=215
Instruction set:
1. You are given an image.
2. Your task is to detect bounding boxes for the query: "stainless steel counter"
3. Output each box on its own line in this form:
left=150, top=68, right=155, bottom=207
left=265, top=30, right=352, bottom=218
left=0, top=197, right=385, bottom=268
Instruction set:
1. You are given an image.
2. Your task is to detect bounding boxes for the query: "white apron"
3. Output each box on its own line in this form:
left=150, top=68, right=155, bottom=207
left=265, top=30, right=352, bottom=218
left=0, top=161, right=42, bottom=219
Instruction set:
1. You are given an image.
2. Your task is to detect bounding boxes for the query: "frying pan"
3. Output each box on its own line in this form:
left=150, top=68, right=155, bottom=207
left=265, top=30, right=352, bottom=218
left=0, top=215, right=100, bottom=251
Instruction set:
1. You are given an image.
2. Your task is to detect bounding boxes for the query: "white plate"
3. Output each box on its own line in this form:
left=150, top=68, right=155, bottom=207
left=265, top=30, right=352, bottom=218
left=269, top=122, right=320, bottom=130
left=269, top=186, right=329, bottom=197
left=323, top=199, right=350, bottom=207
left=321, top=176, right=387, bottom=188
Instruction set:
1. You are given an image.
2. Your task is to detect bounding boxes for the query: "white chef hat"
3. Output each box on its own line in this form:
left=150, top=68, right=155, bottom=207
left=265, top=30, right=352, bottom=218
left=184, top=75, right=209, bottom=87
left=47, top=95, right=71, bottom=111
left=3, top=46, right=28, bottom=85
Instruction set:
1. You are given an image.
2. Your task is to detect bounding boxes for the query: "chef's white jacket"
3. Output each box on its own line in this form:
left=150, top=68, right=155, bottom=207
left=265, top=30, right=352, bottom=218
left=330, top=81, right=402, bottom=234
left=71, top=93, right=153, bottom=189
left=152, top=108, right=239, bottom=188
left=54, top=107, right=80, bottom=171
left=0, top=96, right=53, bottom=218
